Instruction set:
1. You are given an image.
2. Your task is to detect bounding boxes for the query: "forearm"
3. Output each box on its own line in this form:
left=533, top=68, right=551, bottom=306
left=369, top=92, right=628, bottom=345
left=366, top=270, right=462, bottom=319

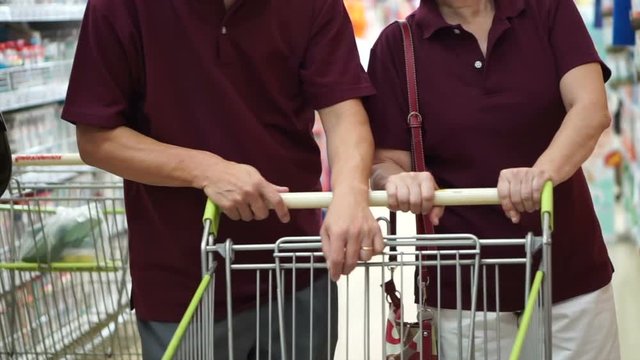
left=370, top=161, right=405, bottom=190
left=534, top=104, right=610, bottom=184
left=327, top=121, right=372, bottom=199
left=370, top=147, right=412, bottom=190
left=319, top=100, right=373, bottom=201
left=76, top=124, right=221, bottom=189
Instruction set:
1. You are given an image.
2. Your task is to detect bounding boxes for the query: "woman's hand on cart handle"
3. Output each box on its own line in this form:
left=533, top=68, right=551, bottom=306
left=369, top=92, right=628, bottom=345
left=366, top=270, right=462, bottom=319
left=384, top=172, right=444, bottom=225
left=497, top=167, right=553, bottom=224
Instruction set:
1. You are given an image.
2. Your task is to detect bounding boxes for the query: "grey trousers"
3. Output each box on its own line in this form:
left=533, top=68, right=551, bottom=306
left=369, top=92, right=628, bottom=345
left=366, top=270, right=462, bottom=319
left=137, top=275, right=338, bottom=360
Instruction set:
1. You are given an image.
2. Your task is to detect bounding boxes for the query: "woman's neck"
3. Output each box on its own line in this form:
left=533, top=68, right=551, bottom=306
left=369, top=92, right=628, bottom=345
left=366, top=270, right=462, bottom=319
left=436, top=0, right=494, bottom=24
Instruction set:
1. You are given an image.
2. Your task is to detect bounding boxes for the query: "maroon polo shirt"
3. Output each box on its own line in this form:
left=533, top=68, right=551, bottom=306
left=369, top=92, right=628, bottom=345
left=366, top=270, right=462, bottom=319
left=365, top=0, right=613, bottom=311
left=61, top=0, right=374, bottom=321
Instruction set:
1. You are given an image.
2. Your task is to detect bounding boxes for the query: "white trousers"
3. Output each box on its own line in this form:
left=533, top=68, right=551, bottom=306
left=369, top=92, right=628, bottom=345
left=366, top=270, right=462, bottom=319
left=434, top=283, right=620, bottom=360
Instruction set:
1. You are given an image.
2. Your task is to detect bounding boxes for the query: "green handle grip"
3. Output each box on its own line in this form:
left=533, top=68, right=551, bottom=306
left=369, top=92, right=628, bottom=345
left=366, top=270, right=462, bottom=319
left=540, top=181, right=554, bottom=231
left=203, top=200, right=221, bottom=237
left=162, top=274, right=213, bottom=359
left=510, top=270, right=545, bottom=360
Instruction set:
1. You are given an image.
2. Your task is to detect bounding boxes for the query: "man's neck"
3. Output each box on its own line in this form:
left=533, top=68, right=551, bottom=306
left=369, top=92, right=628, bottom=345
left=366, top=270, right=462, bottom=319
left=436, top=0, right=494, bottom=24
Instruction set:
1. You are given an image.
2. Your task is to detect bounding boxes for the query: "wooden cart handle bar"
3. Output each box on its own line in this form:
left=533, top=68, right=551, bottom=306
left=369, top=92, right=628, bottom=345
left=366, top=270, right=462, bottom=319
left=204, top=182, right=554, bottom=236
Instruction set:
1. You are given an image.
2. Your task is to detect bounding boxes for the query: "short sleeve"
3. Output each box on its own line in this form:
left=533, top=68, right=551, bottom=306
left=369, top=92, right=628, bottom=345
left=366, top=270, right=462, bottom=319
left=363, top=24, right=411, bottom=151
left=61, top=1, right=142, bottom=128
left=300, top=0, right=375, bottom=110
left=548, top=0, right=611, bottom=81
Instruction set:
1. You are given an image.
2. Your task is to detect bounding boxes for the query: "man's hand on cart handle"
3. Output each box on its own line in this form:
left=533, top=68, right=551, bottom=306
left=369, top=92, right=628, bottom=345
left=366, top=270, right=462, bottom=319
left=320, top=189, right=384, bottom=282
left=201, top=160, right=290, bottom=223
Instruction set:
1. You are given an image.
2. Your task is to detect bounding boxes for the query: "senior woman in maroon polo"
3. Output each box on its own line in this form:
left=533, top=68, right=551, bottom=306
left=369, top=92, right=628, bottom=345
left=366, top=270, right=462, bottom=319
left=366, top=0, right=620, bottom=358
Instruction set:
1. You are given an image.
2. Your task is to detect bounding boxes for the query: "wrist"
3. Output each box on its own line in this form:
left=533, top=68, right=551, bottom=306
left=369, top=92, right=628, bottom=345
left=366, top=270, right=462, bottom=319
left=532, top=160, right=559, bottom=185
left=332, top=182, right=370, bottom=202
left=192, top=152, right=226, bottom=190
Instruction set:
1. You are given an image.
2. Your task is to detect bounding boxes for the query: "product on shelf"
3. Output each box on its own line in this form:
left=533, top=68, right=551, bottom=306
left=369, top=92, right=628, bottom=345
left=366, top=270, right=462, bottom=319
left=584, top=126, right=620, bottom=242
left=4, top=104, right=75, bottom=154
left=0, top=27, right=78, bottom=69
left=0, top=26, right=77, bottom=107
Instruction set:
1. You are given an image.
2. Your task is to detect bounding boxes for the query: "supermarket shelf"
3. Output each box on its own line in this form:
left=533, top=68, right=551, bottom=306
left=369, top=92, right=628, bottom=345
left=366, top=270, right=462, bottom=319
left=0, top=59, right=73, bottom=76
left=0, top=60, right=73, bottom=112
left=0, top=81, right=67, bottom=112
left=0, top=4, right=85, bottom=22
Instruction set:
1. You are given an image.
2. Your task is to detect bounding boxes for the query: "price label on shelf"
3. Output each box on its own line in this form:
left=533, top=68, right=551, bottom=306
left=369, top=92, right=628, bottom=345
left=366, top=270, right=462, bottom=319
left=0, top=6, right=11, bottom=22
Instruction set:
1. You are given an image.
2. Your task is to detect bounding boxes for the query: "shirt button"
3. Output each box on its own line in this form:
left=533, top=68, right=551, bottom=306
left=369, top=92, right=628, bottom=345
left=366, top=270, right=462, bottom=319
left=474, top=60, right=483, bottom=69
left=453, top=28, right=461, bottom=35
left=221, top=26, right=228, bottom=35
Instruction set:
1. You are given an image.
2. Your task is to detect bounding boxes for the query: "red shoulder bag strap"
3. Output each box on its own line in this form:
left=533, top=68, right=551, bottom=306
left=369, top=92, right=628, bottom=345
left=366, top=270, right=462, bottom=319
left=398, top=19, right=434, bottom=236
left=400, top=21, right=439, bottom=359
left=385, top=20, right=438, bottom=360
left=384, top=22, right=438, bottom=359
left=386, top=19, right=435, bottom=289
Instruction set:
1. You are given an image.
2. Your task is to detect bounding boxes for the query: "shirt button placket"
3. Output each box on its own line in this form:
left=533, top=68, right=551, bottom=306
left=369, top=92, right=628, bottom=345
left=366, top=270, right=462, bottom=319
left=474, top=60, right=483, bottom=69
left=218, top=24, right=231, bottom=63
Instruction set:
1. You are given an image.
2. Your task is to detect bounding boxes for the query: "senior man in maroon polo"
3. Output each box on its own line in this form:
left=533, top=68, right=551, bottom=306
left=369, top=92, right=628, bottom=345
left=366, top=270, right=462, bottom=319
left=61, top=0, right=383, bottom=358
left=367, top=0, right=620, bottom=358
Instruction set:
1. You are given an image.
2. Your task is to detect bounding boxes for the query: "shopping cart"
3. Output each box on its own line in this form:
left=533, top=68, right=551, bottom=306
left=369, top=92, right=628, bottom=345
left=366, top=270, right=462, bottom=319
left=0, top=154, right=141, bottom=359
left=164, top=184, right=553, bottom=360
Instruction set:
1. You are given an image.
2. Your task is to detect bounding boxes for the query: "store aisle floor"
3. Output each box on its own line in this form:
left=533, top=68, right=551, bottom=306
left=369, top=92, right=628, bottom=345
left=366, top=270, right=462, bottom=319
left=608, top=238, right=640, bottom=360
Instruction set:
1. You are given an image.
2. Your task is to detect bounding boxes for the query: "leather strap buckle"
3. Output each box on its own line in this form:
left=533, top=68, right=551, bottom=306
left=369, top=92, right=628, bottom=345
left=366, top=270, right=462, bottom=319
left=407, top=111, right=422, bottom=127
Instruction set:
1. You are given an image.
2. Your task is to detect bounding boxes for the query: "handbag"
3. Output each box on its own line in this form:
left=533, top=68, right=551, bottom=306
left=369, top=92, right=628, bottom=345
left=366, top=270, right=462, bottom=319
left=0, top=112, right=11, bottom=196
left=384, top=19, right=438, bottom=360
left=384, top=275, right=437, bottom=360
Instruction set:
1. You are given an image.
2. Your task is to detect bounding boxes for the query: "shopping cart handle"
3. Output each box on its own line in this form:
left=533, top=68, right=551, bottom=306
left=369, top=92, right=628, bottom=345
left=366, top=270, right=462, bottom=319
left=280, top=183, right=553, bottom=228
left=201, top=188, right=503, bottom=233
left=12, top=153, right=83, bottom=166
left=203, top=183, right=553, bottom=213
